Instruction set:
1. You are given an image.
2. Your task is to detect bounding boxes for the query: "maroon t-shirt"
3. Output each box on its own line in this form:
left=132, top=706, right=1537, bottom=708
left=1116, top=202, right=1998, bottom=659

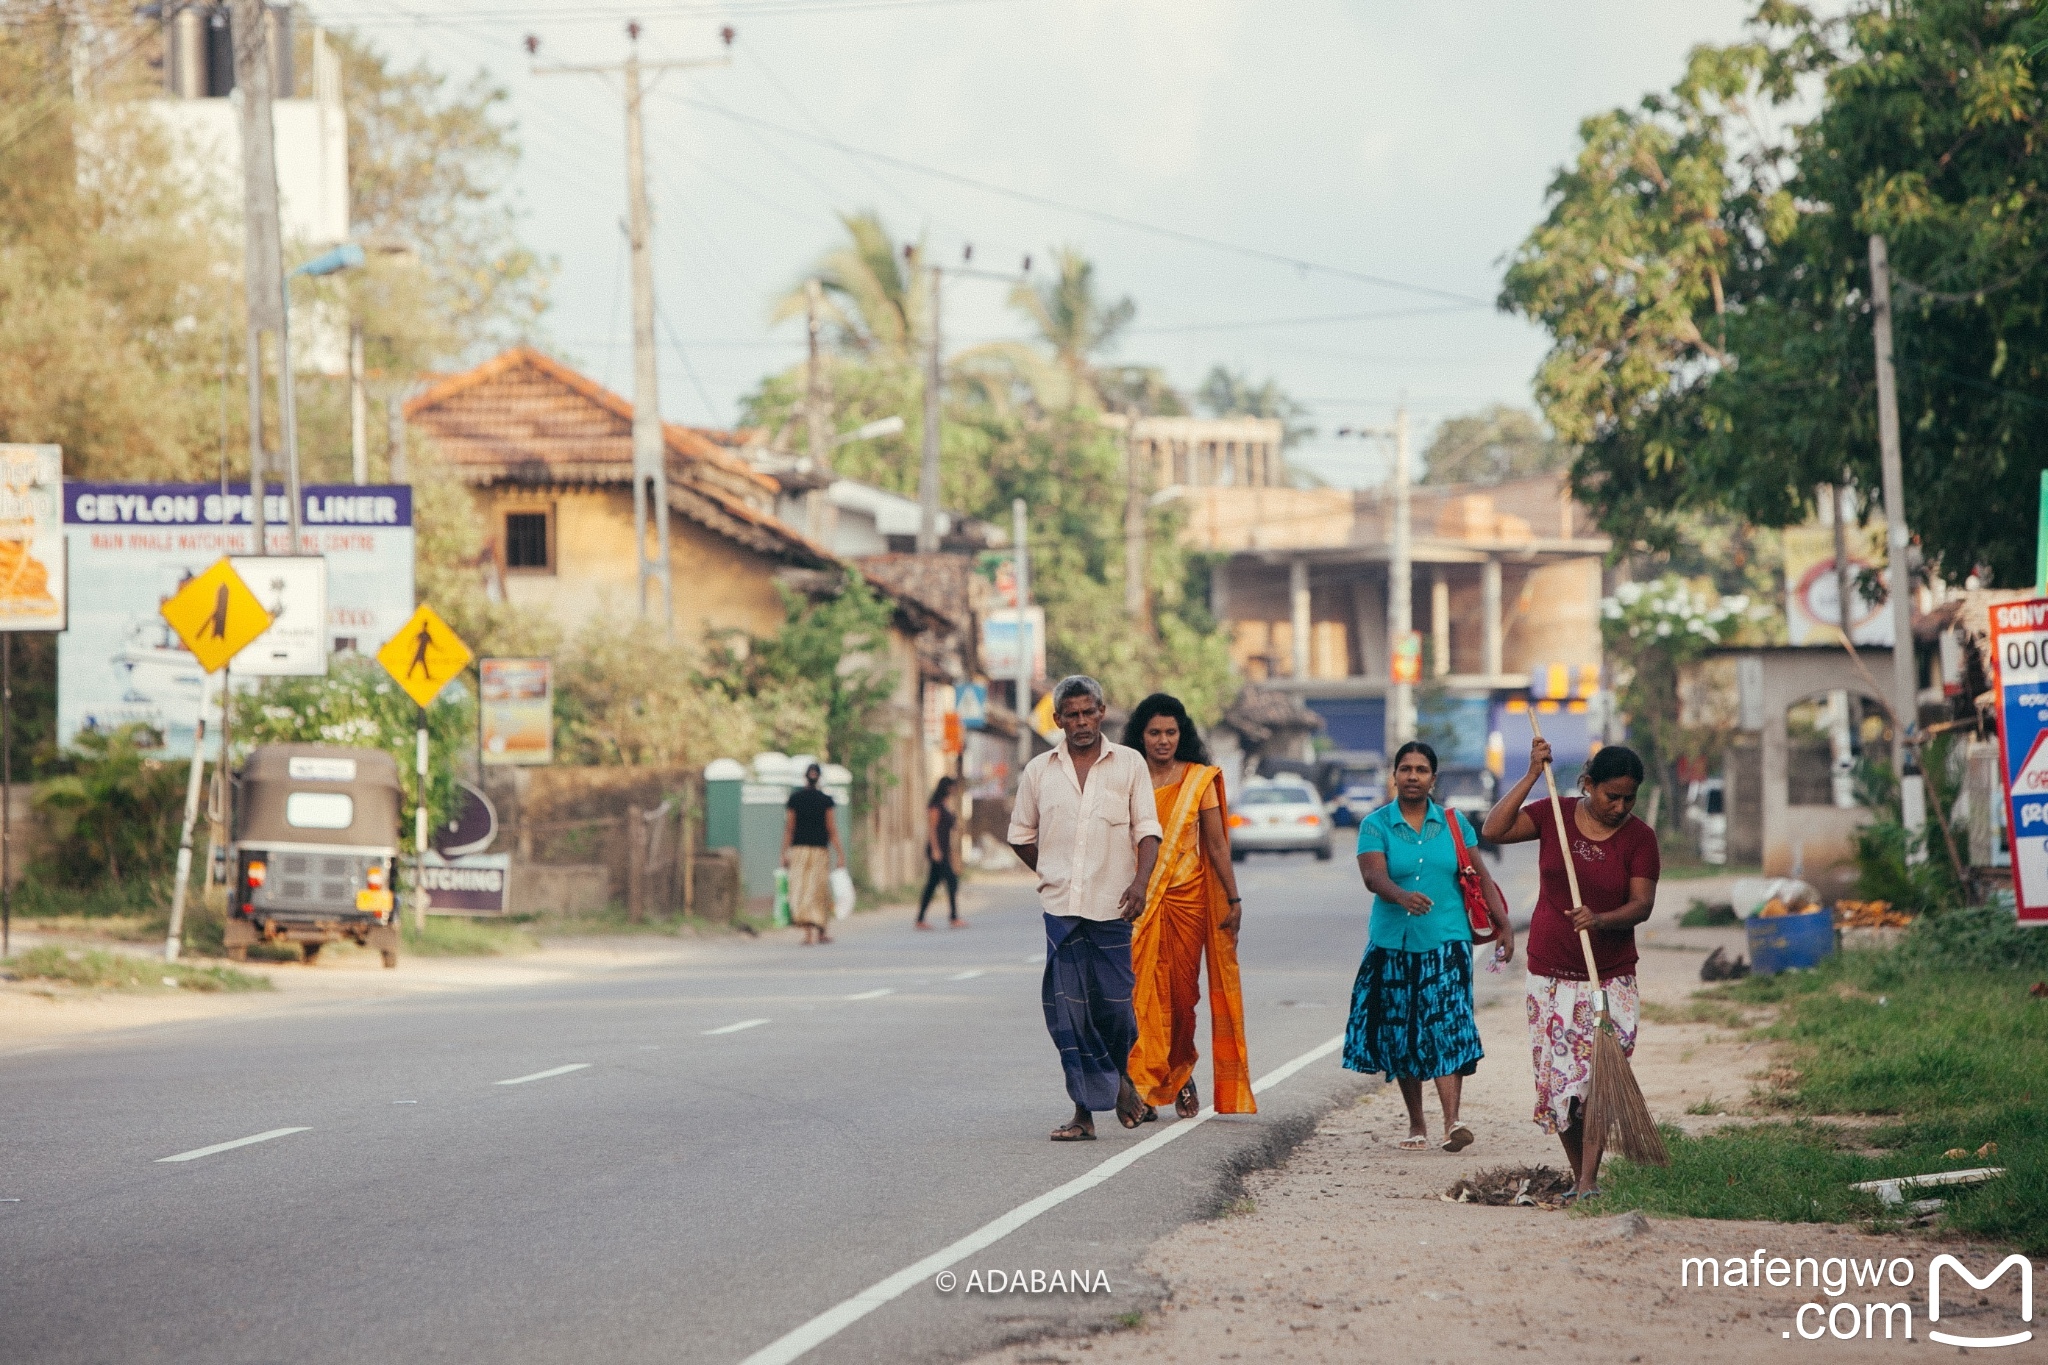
left=1523, top=797, right=1660, bottom=983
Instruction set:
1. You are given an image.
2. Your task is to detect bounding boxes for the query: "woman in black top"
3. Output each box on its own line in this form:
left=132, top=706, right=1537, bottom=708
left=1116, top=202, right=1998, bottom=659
left=780, top=764, right=845, bottom=945
left=916, top=776, right=962, bottom=929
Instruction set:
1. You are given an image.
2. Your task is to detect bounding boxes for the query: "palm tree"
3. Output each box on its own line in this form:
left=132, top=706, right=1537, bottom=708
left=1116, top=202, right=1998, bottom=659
left=773, top=210, right=930, bottom=365
left=957, top=246, right=1174, bottom=414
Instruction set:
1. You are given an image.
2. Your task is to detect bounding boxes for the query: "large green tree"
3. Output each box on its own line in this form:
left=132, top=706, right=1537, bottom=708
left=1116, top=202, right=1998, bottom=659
left=1503, top=0, right=2048, bottom=585
left=1421, top=405, right=1569, bottom=485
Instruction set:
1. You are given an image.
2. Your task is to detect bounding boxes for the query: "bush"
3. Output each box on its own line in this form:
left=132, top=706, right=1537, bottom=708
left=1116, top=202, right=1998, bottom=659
left=4, top=944, right=268, bottom=992
left=32, top=723, right=188, bottom=889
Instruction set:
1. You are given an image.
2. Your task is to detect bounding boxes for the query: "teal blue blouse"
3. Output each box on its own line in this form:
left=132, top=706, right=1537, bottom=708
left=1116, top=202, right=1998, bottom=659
left=1355, top=799, right=1478, bottom=953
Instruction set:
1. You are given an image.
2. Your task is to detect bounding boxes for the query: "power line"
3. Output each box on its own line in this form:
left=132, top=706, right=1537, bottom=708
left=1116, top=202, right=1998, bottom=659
left=328, top=0, right=1026, bottom=26
left=657, top=92, right=1497, bottom=306
left=657, top=300, right=727, bottom=425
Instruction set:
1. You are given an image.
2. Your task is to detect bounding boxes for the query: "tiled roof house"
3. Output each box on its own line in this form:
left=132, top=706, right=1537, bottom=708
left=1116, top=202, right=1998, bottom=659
left=405, top=345, right=834, bottom=644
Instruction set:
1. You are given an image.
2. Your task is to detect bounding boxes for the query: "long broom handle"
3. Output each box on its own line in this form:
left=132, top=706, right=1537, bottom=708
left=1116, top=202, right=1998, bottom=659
left=1524, top=710, right=1604, bottom=994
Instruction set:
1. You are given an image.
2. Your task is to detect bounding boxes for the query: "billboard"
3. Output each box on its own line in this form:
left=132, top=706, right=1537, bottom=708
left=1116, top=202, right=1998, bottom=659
left=0, top=444, right=66, bottom=632
left=479, top=658, right=553, bottom=766
left=59, top=483, right=415, bottom=756
left=1990, top=597, right=2048, bottom=926
left=980, top=607, right=1045, bottom=681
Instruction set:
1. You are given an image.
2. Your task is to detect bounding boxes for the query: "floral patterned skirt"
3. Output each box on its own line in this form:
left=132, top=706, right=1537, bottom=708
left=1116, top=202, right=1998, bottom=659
left=1524, top=971, right=1639, bottom=1134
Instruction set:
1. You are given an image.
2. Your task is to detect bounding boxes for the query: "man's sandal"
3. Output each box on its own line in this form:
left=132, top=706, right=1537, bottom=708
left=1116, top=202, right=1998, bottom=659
left=1175, top=1081, right=1200, bottom=1119
left=1442, top=1123, right=1474, bottom=1153
left=1396, top=1134, right=1430, bottom=1151
left=1050, top=1122, right=1095, bottom=1142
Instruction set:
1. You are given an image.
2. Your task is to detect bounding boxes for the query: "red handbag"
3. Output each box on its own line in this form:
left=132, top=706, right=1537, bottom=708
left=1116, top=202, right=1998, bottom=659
left=1444, top=808, right=1501, bottom=944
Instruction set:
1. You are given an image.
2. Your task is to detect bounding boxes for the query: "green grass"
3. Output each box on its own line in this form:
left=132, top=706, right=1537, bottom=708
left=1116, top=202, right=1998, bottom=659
left=400, top=916, right=539, bottom=956
left=1593, top=912, right=2048, bottom=1251
left=1679, top=897, right=1739, bottom=927
left=4, top=944, right=270, bottom=992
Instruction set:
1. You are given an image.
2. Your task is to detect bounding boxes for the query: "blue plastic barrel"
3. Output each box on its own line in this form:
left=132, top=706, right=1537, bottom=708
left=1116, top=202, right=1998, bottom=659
left=1746, top=908, right=1835, bottom=975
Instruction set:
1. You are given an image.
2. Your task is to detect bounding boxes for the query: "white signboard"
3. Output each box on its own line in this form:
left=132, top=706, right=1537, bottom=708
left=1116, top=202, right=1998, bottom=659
left=980, top=606, right=1045, bottom=680
left=0, top=444, right=65, bottom=632
left=229, top=555, right=328, bottom=676
left=60, top=483, right=415, bottom=757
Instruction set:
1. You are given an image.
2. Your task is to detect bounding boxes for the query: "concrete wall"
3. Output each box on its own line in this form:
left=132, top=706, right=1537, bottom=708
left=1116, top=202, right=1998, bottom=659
left=478, top=486, right=791, bottom=646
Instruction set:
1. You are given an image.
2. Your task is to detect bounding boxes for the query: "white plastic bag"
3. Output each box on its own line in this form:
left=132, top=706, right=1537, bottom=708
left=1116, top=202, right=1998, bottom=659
left=830, top=867, right=855, bottom=919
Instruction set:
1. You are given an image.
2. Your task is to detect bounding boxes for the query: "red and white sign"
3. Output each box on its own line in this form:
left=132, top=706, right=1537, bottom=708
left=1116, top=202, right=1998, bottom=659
left=1989, top=596, right=2048, bottom=926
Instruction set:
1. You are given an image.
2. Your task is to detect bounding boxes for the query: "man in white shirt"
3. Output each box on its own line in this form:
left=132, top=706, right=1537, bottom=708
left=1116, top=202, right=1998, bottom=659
left=1008, top=675, right=1163, bottom=1140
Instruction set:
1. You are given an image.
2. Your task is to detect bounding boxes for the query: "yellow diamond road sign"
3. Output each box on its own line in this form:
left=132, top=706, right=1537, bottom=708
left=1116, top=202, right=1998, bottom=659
left=377, top=604, right=473, bottom=708
left=160, top=558, right=273, bottom=674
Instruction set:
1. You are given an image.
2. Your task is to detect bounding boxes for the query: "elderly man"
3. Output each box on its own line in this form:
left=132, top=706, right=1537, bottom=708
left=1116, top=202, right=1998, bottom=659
left=1009, top=676, right=1162, bottom=1141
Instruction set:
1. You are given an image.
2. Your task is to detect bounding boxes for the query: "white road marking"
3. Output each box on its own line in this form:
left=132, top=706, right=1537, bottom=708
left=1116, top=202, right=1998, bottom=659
left=844, top=988, right=893, bottom=1001
left=156, top=1127, right=311, bottom=1164
left=736, top=1033, right=1345, bottom=1365
left=1022, top=954, right=1042, bottom=964
left=703, top=1018, right=770, bottom=1035
left=948, top=970, right=985, bottom=981
left=493, top=1063, right=592, bottom=1086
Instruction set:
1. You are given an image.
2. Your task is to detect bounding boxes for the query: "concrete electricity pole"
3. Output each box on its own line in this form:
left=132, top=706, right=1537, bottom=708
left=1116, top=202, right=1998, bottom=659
left=349, top=324, right=368, bottom=484
left=1388, top=406, right=1415, bottom=746
left=1013, top=497, right=1032, bottom=783
left=918, top=261, right=943, bottom=554
left=1867, top=233, right=1926, bottom=849
left=230, top=0, right=284, bottom=557
left=803, top=278, right=834, bottom=542
left=532, top=25, right=732, bottom=634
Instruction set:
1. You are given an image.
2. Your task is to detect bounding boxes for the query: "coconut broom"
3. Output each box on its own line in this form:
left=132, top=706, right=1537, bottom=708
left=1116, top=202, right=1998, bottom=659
left=1526, top=711, right=1668, bottom=1172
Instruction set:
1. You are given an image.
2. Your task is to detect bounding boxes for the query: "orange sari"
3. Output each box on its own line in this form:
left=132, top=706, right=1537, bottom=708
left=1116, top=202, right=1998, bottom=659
left=1129, top=764, right=1255, bottom=1114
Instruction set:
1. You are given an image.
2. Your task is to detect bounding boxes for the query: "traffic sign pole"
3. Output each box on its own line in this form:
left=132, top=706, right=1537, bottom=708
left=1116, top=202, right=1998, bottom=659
left=164, top=676, right=217, bottom=962
left=415, top=724, right=430, bottom=932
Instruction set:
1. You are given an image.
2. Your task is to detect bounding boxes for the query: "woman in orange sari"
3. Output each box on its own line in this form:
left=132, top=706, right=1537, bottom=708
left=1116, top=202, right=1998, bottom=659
left=1123, top=694, right=1255, bottom=1119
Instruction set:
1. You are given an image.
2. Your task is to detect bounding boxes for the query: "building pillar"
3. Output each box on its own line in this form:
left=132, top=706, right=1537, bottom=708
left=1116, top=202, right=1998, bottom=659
left=1482, top=556, right=1503, bottom=678
left=1290, top=558, right=1311, bottom=680
left=1431, top=568, right=1451, bottom=678
left=1210, top=557, right=1231, bottom=623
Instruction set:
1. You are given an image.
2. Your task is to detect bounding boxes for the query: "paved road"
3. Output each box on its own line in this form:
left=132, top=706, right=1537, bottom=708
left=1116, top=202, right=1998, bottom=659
left=1, top=842, right=1536, bottom=1365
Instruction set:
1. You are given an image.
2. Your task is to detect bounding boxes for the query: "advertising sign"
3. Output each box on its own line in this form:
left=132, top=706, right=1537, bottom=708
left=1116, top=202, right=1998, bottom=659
left=0, top=444, right=65, bottom=632
left=1784, top=521, right=1893, bottom=646
left=480, top=658, right=553, bottom=766
left=420, top=852, right=512, bottom=916
left=1989, top=596, right=2048, bottom=926
left=981, top=606, right=1045, bottom=680
left=60, top=483, right=415, bottom=756
left=229, top=555, right=328, bottom=676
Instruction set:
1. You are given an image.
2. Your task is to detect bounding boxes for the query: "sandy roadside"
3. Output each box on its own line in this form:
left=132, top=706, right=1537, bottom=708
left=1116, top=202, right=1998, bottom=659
left=967, top=917, right=2029, bottom=1365
left=0, top=919, right=804, bottom=1053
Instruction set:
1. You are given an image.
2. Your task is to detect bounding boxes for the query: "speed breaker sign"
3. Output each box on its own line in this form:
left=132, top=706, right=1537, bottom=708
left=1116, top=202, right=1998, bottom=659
left=1989, top=597, right=2048, bottom=925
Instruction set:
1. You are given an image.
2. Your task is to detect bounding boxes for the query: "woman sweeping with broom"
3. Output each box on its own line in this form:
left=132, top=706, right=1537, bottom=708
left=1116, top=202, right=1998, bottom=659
left=1482, top=733, right=1662, bottom=1200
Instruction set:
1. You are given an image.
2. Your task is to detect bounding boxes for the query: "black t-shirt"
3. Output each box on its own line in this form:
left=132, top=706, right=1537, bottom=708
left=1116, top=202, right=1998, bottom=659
left=788, top=787, right=835, bottom=847
left=931, top=806, right=956, bottom=862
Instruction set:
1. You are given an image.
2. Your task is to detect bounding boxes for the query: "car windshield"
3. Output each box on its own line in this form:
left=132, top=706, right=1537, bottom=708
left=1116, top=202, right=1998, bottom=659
left=1241, top=787, right=1316, bottom=806
left=1435, top=770, right=1490, bottom=799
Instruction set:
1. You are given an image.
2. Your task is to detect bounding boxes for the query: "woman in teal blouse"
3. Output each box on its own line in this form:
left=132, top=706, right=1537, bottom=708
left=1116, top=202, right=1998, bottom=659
left=1343, top=741, right=1513, bottom=1151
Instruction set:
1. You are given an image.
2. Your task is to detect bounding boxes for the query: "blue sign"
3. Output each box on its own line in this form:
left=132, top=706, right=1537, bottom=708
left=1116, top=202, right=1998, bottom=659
left=1989, top=597, right=2048, bottom=925
left=955, top=681, right=988, bottom=730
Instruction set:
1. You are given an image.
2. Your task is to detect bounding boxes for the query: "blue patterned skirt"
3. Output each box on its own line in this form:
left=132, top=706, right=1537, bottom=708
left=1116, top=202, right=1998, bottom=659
left=1342, top=941, right=1483, bottom=1081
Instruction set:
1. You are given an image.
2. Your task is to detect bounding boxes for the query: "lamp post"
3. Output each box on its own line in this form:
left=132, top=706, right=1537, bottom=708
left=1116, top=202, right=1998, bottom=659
left=276, top=241, right=365, bottom=551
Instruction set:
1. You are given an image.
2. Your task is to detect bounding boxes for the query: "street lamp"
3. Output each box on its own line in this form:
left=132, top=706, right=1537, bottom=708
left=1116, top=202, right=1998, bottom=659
left=274, top=241, right=366, bottom=550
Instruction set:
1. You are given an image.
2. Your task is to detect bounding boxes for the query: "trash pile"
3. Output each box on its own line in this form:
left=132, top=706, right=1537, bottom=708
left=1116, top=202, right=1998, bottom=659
left=1730, top=877, right=1825, bottom=920
left=1443, top=1166, right=1577, bottom=1208
left=1833, top=898, right=1914, bottom=928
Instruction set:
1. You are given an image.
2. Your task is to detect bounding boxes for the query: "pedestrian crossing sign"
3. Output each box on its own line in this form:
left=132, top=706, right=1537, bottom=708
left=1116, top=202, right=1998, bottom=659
left=159, top=557, right=272, bottom=674
left=377, top=604, right=473, bottom=708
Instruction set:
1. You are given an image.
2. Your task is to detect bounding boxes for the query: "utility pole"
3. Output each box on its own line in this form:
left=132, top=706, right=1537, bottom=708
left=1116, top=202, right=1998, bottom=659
left=349, top=323, right=368, bottom=484
left=386, top=394, right=408, bottom=481
left=1122, top=412, right=1145, bottom=623
left=532, top=25, right=732, bottom=634
left=230, top=0, right=282, bottom=557
left=1013, top=497, right=1032, bottom=784
left=1868, top=233, right=1925, bottom=849
left=803, top=277, right=833, bottom=544
left=918, top=261, right=943, bottom=553
left=1388, top=405, right=1415, bottom=746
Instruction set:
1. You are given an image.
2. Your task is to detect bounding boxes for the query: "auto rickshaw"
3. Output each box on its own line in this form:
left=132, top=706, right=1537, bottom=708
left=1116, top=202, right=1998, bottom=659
left=223, top=743, right=403, bottom=967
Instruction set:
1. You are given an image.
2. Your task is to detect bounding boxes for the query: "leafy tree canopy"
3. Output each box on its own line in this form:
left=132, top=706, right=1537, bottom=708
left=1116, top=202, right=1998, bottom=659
left=1502, top=0, right=2048, bottom=585
left=1421, top=405, right=1570, bottom=485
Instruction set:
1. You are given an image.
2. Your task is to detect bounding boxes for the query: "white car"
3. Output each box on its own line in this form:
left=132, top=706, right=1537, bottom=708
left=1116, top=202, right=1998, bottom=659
left=1228, top=778, right=1334, bottom=861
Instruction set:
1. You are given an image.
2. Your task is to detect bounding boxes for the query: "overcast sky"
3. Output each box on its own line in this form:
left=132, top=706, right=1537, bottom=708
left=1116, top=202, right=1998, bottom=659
left=312, top=0, right=1765, bottom=488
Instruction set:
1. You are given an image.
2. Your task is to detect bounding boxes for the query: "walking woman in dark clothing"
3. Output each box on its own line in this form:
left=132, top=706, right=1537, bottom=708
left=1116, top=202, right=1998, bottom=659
left=916, top=776, right=963, bottom=928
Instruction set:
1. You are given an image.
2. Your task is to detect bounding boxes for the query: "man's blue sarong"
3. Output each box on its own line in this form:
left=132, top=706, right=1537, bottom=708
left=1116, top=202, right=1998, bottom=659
left=1042, top=913, right=1137, bottom=1112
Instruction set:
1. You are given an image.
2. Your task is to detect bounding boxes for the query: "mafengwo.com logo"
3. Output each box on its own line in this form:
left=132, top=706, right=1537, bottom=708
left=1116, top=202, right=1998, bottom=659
left=1680, top=1249, right=2033, bottom=1345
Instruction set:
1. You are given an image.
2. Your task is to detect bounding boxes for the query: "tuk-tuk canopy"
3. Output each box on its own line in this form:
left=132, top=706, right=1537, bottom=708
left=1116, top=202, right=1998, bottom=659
left=236, top=744, right=402, bottom=848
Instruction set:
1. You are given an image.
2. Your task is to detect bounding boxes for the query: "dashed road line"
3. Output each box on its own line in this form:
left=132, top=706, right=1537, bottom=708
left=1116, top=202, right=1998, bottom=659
left=948, top=970, right=985, bottom=981
left=704, top=1018, right=770, bottom=1035
left=156, top=1127, right=311, bottom=1164
left=736, top=1033, right=1345, bottom=1365
left=844, top=988, right=893, bottom=1001
left=494, top=1063, right=592, bottom=1087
